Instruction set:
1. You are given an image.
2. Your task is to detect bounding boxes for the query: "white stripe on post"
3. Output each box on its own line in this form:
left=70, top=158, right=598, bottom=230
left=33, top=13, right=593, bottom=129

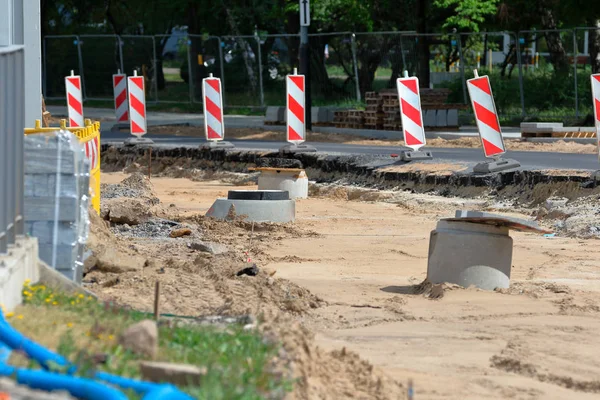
left=397, top=76, right=426, bottom=150
left=65, top=75, right=84, bottom=127
left=467, top=73, right=506, bottom=158
left=113, top=73, right=128, bottom=122
left=202, top=77, right=224, bottom=140
left=286, top=74, right=305, bottom=144
left=591, top=74, right=600, bottom=157
left=127, top=75, right=147, bottom=135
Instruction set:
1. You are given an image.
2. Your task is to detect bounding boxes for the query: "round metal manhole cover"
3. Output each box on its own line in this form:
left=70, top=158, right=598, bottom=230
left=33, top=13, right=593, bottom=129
left=227, top=190, right=290, bottom=201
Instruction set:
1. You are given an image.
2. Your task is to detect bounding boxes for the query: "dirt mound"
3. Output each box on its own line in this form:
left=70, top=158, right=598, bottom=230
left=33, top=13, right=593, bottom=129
left=261, top=312, right=404, bottom=400
left=85, top=209, right=148, bottom=274
left=101, top=172, right=159, bottom=203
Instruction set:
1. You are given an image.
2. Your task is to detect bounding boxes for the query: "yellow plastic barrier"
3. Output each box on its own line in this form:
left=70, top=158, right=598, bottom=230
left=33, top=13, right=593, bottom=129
left=24, top=119, right=101, bottom=214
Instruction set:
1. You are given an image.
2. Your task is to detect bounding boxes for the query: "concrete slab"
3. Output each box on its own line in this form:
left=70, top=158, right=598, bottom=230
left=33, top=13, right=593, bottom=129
left=124, top=137, right=155, bottom=146
left=521, top=122, right=563, bottom=130
left=424, top=110, right=436, bottom=127
left=311, top=107, right=329, bottom=124
left=206, top=199, right=295, bottom=223
left=436, top=110, right=447, bottom=127
left=200, top=141, right=235, bottom=150
left=400, top=150, right=434, bottom=161
left=0, top=237, right=39, bottom=311
left=257, top=169, right=309, bottom=199
left=279, top=143, right=317, bottom=154
left=447, top=109, right=459, bottom=127
left=265, top=106, right=284, bottom=123
left=449, top=210, right=550, bottom=233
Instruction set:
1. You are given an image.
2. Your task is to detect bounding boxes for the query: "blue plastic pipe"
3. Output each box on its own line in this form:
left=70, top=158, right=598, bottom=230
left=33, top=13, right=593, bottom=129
left=0, top=312, right=70, bottom=371
left=0, top=364, right=128, bottom=400
left=96, top=372, right=196, bottom=400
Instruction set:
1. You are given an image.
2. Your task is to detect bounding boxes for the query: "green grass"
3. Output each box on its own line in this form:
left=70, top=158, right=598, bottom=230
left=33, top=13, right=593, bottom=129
left=4, top=282, right=291, bottom=399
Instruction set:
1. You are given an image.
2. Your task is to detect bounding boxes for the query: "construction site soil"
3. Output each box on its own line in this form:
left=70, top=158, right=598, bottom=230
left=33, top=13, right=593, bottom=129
left=94, top=148, right=600, bottom=399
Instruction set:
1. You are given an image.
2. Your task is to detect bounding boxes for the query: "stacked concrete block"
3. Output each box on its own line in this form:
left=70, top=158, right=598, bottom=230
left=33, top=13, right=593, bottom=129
left=24, top=132, right=90, bottom=284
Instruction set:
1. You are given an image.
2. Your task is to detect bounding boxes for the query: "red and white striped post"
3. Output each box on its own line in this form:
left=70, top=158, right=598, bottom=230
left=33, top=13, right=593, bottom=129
left=397, top=71, right=426, bottom=151
left=65, top=70, right=84, bottom=128
left=127, top=71, right=147, bottom=136
left=591, top=74, right=600, bottom=156
left=467, top=70, right=519, bottom=173
left=202, top=74, right=224, bottom=141
left=113, top=70, right=128, bottom=123
left=286, top=68, right=306, bottom=145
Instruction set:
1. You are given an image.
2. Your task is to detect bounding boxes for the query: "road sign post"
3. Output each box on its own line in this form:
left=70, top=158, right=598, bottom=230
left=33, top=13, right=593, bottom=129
left=299, top=0, right=311, bottom=131
left=590, top=74, right=600, bottom=180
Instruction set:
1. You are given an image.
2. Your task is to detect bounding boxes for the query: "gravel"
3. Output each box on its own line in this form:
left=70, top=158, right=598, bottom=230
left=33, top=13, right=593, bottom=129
left=112, top=218, right=190, bottom=239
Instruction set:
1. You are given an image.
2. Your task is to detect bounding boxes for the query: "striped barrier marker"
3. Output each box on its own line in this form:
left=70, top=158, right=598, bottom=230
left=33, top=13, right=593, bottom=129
left=202, top=74, right=224, bottom=141
left=127, top=71, right=147, bottom=136
left=286, top=69, right=305, bottom=144
left=591, top=74, right=600, bottom=154
left=65, top=70, right=84, bottom=128
left=467, top=70, right=519, bottom=173
left=113, top=70, right=128, bottom=123
left=84, top=134, right=100, bottom=171
left=397, top=72, right=426, bottom=151
left=467, top=70, right=505, bottom=158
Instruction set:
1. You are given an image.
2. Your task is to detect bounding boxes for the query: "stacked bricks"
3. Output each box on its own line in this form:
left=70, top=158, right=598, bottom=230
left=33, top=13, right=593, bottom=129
left=24, top=132, right=91, bottom=283
left=364, top=92, right=384, bottom=130
left=381, top=89, right=402, bottom=131
left=333, top=109, right=365, bottom=129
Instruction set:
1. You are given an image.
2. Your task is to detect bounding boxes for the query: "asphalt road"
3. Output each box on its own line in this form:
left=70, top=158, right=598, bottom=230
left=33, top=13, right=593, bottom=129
left=101, top=130, right=600, bottom=171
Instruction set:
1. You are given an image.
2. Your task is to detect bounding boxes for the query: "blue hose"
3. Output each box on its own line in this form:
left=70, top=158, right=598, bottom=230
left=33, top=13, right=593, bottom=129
left=0, top=363, right=128, bottom=400
left=96, top=372, right=196, bottom=400
left=0, top=311, right=70, bottom=371
left=0, top=311, right=197, bottom=399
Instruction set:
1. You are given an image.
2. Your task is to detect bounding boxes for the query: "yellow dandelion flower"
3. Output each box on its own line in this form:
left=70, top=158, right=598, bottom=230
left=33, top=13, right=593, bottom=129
left=78, top=294, right=85, bottom=299
left=108, top=335, right=114, bottom=340
left=24, top=279, right=31, bottom=285
left=66, top=323, right=73, bottom=328
left=5, top=312, right=14, bottom=318
left=45, top=298, right=51, bottom=303
left=16, top=315, right=23, bottom=320
left=70, top=301, right=75, bottom=306
left=87, top=296, right=93, bottom=301
left=52, top=301, right=58, bottom=306
left=85, top=331, right=91, bottom=337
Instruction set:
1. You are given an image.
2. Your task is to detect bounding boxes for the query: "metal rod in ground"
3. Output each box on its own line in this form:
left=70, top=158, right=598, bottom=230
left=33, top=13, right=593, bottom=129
left=300, top=26, right=311, bottom=130
left=154, top=281, right=160, bottom=321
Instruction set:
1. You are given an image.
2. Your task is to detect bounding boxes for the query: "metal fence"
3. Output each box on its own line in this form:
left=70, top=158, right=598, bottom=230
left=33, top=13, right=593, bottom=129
left=0, top=45, right=25, bottom=254
left=43, top=28, right=600, bottom=120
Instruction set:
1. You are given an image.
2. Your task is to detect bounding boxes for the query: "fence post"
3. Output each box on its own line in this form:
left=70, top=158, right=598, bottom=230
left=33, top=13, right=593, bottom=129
left=456, top=33, right=467, bottom=103
left=218, top=37, right=226, bottom=106
left=399, top=34, right=407, bottom=74
left=42, top=36, right=47, bottom=98
left=117, top=36, right=125, bottom=79
left=76, top=35, right=86, bottom=100
left=186, top=36, right=193, bottom=104
left=255, top=30, right=265, bottom=107
left=514, top=32, right=526, bottom=118
left=351, top=33, right=361, bottom=102
left=573, top=29, right=579, bottom=119
left=152, top=35, right=158, bottom=103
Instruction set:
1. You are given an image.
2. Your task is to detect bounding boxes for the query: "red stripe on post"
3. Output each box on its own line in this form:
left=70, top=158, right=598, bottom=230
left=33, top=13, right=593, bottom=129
left=131, top=120, right=144, bottom=134
left=482, top=138, right=504, bottom=156
left=67, top=77, right=80, bottom=90
left=115, top=90, right=127, bottom=107
left=114, top=75, right=124, bottom=86
left=288, top=126, right=303, bottom=141
left=131, top=77, right=144, bottom=90
left=404, top=131, right=423, bottom=146
left=207, top=125, right=221, bottom=139
left=596, top=99, right=600, bottom=122
left=205, top=97, right=222, bottom=123
left=69, top=118, right=79, bottom=127
left=473, top=101, right=500, bottom=132
left=401, top=99, right=422, bottom=127
left=130, top=95, right=145, bottom=118
left=289, top=75, right=304, bottom=91
left=206, top=79, right=220, bottom=93
left=594, top=75, right=600, bottom=83
left=470, top=77, right=491, bottom=95
left=400, top=79, right=419, bottom=95
left=288, top=94, right=304, bottom=123
left=119, top=111, right=128, bottom=122
left=68, top=93, right=83, bottom=115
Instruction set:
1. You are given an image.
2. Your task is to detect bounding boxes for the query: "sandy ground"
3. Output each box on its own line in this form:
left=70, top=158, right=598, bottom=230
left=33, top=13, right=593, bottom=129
left=148, top=126, right=599, bottom=154
left=98, top=172, right=600, bottom=399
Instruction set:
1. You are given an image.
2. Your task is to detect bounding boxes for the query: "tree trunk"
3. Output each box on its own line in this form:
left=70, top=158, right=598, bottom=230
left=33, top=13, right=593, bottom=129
left=416, top=0, right=430, bottom=88
left=589, top=21, right=600, bottom=74
left=539, top=6, right=568, bottom=74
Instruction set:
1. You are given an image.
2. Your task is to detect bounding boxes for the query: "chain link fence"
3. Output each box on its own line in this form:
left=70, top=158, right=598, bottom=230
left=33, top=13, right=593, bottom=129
left=42, top=29, right=600, bottom=121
